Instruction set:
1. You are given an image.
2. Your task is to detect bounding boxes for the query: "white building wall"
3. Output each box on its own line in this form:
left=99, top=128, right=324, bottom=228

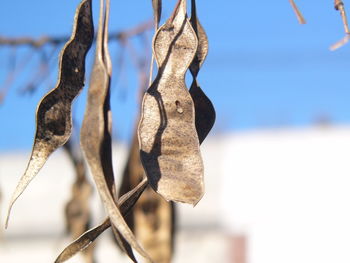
left=1, top=126, right=350, bottom=262
left=220, top=126, right=350, bottom=263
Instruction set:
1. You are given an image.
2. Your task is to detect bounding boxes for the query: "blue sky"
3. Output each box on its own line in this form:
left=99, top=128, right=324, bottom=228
left=1, top=1, right=350, bottom=151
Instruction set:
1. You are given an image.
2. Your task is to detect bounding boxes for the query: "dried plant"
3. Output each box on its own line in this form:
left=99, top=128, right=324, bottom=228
left=63, top=139, right=95, bottom=263
left=5, top=0, right=94, bottom=228
left=118, top=130, right=176, bottom=263
left=138, top=0, right=204, bottom=206
left=5, top=0, right=215, bottom=262
left=3, top=0, right=350, bottom=262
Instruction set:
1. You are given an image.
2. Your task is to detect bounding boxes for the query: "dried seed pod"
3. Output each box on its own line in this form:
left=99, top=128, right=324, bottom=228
left=189, top=0, right=215, bottom=144
left=133, top=189, right=175, bottom=263
left=63, top=140, right=94, bottom=263
left=6, top=0, right=94, bottom=227
left=55, top=178, right=149, bottom=263
left=80, top=0, right=151, bottom=261
left=119, top=131, right=176, bottom=263
left=138, top=0, right=204, bottom=205
left=115, top=132, right=144, bottom=262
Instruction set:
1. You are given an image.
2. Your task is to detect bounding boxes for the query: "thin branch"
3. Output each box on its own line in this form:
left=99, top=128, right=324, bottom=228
left=0, top=20, right=153, bottom=47
left=335, top=0, right=350, bottom=33
left=289, top=0, right=306, bottom=24
left=330, top=0, right=350, bottom=50
left=0, top=20, right=153, bottom=104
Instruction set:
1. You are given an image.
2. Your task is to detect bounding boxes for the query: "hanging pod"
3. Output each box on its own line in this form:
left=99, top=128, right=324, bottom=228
left=189, top=0, right=215, bottom=144
left=80, top=0, right=152, bottom=262
left=138, top=0, right=204, bottom=205
left=118, top=131, right=176, bottom=263
left=63, top=140, right=94, bottom=263
left=6, top=0, right=94, bottom=227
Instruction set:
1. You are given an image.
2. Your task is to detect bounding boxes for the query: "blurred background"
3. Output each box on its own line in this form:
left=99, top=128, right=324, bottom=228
left=1, top=0, right=350, bottom=262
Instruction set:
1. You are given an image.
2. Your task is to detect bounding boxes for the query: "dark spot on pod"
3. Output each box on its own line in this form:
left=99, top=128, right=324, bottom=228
left=175, top=100, right=183, bottom=114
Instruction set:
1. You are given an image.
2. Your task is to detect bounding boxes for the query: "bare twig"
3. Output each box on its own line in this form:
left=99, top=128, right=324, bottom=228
left=330, top=0, right=350, bottom=50
left=335, top=0, right=350, bottom=33
left=0, top=20, right=153, bottom=104
left=289, top=0, right=306, bottom=24
left=0, top=20, right=153, bottom=47
left=329, top=34, right=350, bottom=50
left=0, top=36, right=67, bottom=48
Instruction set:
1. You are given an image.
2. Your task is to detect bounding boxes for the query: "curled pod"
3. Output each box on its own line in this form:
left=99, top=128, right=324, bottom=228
left=6, top=0, right=94, bottom=226
left=138, top=0, right=204, bottom=205
left=80, top=0, right=151, bottom=261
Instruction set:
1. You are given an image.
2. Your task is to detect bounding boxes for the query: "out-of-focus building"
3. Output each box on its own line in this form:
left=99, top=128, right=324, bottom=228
left=1, top=125, right=350, bottom=263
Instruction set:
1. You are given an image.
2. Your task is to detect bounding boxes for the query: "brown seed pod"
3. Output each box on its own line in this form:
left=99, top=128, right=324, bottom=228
left=80, top=0, right=151, bottom=261
left=63, top=140, right=95, bottom=263
left=118, top=130, right=176, bottom=263
left=138, top=0, right=204, bottom=205
left=189, top=0, right=215, bottom=144
left=6, top=0, right=94, bottom=227
left=133, top=188, right=176, bottom=263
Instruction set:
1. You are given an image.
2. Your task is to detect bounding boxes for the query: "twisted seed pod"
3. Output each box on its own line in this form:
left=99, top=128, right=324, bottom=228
left=138, top=0, right=204, bottom=205
left=6, top=0, right=94, bottom=227
left=189, top=0, right=215, bottom=143
left=102, top=1, right=139, bottom=261
left=80, top=0, right=152, bottom=261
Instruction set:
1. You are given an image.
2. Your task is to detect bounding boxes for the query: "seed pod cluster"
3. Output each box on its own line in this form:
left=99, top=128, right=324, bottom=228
left=8, top=0, right=215, bottom=262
